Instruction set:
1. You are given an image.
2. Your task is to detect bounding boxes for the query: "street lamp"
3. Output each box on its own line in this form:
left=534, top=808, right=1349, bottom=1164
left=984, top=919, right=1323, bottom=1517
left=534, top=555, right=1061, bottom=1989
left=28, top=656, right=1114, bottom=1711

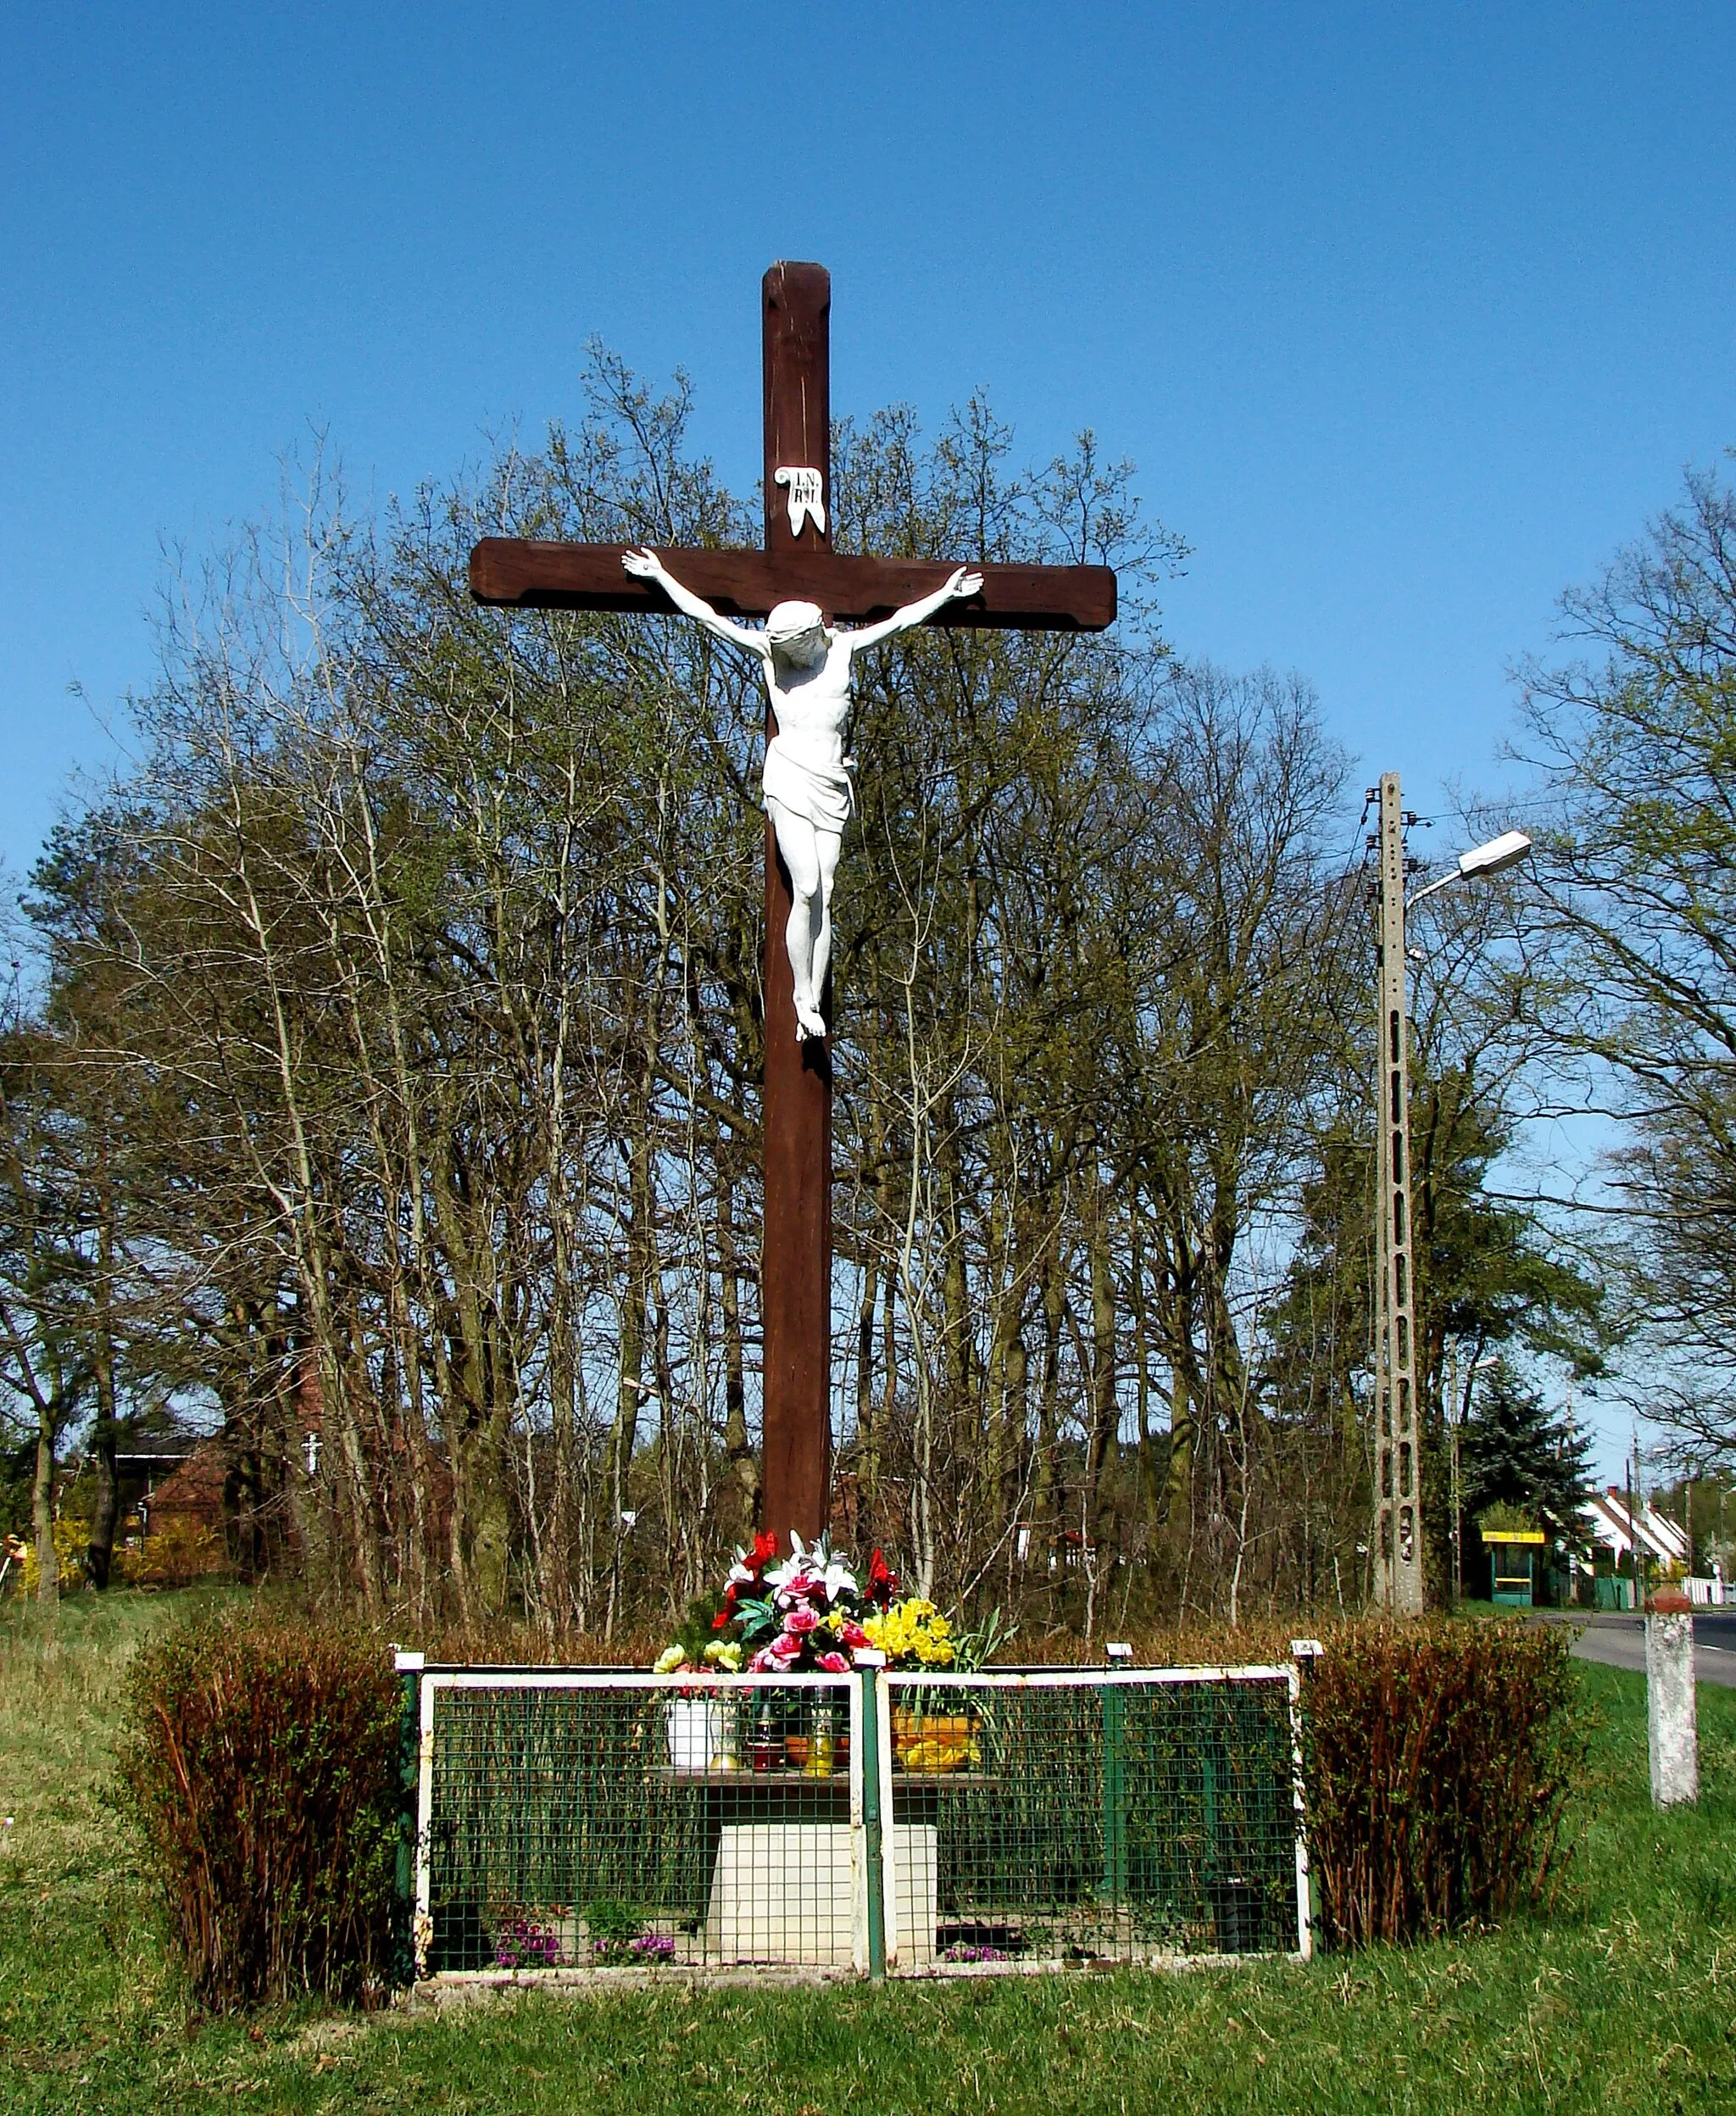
left=1370, top=777, right=1533, bottom=1615
left=1406, top=829, right=1534, bottom=910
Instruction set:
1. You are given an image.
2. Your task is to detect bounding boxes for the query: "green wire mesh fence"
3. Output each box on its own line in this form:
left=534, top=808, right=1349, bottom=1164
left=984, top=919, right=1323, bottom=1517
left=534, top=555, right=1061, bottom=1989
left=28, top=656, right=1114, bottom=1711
left=882, top=1670, right=1305, bottom=1966
left=402, top=1662, right=1309, bottom=1980
left=412, top=1672, right=862, bottom=1974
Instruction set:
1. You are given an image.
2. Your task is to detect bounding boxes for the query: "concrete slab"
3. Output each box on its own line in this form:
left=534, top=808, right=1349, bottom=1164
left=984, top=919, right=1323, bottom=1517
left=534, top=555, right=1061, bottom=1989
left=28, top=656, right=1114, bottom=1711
left=704, top=1823, right=937, bottom=1968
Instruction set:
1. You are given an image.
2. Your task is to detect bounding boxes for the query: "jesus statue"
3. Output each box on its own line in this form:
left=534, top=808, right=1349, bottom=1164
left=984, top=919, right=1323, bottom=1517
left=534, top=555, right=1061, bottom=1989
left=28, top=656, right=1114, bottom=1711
left=621, top=548, right=985, bottom=1040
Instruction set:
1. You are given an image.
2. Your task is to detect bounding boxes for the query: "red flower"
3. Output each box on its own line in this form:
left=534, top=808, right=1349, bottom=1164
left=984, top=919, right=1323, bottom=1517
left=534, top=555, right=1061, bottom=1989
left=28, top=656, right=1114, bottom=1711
left=839, top=1620, right=870, bottom=1651
left=816, top=1651, right=850, bottom=1674
left=866, top=1549, right=899, bottom=1607
left=746, top=1529, right=781, bottom=1573
left=712, top=1610, right=732, bottom=1631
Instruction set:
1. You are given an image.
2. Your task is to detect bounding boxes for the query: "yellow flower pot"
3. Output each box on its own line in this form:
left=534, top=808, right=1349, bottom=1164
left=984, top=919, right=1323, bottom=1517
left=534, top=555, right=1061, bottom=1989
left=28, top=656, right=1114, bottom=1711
left=890, top=1709, right=979, bottom=1774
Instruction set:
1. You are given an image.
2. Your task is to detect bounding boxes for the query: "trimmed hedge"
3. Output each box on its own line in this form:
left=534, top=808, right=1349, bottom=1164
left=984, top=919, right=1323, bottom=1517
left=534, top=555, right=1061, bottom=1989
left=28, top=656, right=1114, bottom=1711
left=115, top=1610, right=402, bottom=2009
left=114, top=1607, right=1588, bottom=2005
left=1299, top=1618, right=1585, bottom=1946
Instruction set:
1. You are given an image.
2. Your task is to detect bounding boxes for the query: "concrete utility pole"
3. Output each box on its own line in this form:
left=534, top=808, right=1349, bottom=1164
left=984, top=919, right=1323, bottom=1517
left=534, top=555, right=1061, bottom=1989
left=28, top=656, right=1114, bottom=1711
left=1366, top=788, right=1530, bottom=1615
left=1373, top=772, right=1424, bottom=1614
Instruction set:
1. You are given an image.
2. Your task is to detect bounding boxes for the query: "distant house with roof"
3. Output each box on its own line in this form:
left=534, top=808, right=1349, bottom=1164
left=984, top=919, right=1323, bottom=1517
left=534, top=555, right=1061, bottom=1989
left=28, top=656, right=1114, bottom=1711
left=1564, top=1488, right=1690, bottom=1607
left=126, top=1443, right=231, bottom=1582
left=1582, top=1488, right=1690, bottom=1572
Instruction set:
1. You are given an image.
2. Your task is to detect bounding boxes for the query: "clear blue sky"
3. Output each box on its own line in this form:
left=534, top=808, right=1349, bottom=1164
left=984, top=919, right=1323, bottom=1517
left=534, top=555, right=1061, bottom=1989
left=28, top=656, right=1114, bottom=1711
left=5, top=3, right=1733, bottom=866
left=3, top=3, right=1731, bottom=1481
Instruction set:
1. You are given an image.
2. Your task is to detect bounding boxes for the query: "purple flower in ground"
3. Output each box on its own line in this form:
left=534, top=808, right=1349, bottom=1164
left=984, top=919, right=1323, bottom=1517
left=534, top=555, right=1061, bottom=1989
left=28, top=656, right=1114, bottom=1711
left=943, top=1942, right=1007, bottom=1963
left=495, top=1916, right=562, bottom=1968
left=594, top=1928, right=676, bottom=1963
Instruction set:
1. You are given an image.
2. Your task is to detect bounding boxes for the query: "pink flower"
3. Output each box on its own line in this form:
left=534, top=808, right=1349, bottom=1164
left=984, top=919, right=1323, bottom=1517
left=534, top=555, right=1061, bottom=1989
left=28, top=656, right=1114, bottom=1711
left=838, top=1621, right=870, bottom=1651
left=746, top=1645, right=780, bottom=1673
left=770, top=1632, right=803, bottom=1662
left=785, top=1606, right=820, bottom=1634
left=816, top=1651, right=850, bottom=1674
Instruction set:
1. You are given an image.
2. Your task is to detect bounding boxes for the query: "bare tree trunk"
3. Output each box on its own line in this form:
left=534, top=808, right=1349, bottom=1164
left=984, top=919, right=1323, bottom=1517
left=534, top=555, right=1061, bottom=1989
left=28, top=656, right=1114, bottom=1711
left=1160, top=1255, right=1199, bottom=1569
left=85, top=1200, right=120, bottom=1589
left=716, top=1174, right=759, bottom=1541
left=605, top=1116, right=654, bottom=1640
left=1130, top=1225, right=1166, bottom=1550
left=31, top=1413, right=57, bottom=1606
left=1032, top=1227, right=1064, bottom=1597
left=1084, top=1167, right=1119, bottom=1556
left=982, top=1183, right=1029, bottom=1576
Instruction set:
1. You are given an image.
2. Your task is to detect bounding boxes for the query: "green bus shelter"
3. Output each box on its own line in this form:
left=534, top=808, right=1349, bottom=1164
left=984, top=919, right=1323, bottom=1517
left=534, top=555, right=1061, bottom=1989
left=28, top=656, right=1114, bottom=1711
left=1482, top=1527, right=1547, bottom=1607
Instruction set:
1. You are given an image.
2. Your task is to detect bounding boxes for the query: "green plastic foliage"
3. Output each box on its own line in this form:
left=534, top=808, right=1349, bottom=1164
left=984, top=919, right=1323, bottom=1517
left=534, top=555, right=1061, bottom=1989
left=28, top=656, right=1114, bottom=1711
left=1300, top=1619, right=1585, bottom=1948
left=114, top=1608, right=400, bottom=2009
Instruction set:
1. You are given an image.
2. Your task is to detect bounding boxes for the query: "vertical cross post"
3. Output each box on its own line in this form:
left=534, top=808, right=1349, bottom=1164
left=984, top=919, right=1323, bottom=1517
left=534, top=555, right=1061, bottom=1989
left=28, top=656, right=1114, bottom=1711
left=465, top=262, right=1116, bottom=1564
left=759, top=263, right=833, bottom=1546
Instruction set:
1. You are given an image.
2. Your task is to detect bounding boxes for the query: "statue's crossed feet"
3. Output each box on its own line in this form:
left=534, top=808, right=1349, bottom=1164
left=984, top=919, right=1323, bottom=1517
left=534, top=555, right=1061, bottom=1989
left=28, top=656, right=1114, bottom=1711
left=795, top=1003, right=828, bottom=1042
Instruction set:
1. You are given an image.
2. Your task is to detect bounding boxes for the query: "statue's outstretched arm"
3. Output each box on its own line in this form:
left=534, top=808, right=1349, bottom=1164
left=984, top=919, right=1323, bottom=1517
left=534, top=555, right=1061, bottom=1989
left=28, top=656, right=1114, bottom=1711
left=842, top=565, right=986, bottom=653
left=622, top=548, right=771, bottom=660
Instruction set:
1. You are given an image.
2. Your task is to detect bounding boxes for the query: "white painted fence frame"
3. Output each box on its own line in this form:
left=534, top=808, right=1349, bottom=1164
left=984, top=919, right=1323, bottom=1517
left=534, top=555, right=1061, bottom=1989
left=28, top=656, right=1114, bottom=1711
left=406, top=1660, right=1312, bottom=1980
left=411, top=1669, right=862, bottom=1976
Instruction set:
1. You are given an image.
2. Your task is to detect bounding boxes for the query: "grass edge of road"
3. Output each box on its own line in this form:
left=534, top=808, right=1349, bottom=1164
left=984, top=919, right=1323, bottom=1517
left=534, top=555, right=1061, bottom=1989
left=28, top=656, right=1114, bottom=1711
left=3, top=1590, right=1734, bottom=2114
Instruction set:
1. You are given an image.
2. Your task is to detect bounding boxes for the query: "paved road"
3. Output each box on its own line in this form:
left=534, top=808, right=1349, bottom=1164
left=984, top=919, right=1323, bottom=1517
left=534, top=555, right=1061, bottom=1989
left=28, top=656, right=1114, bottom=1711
left=1530, top=1608, right=1736, bottom=1687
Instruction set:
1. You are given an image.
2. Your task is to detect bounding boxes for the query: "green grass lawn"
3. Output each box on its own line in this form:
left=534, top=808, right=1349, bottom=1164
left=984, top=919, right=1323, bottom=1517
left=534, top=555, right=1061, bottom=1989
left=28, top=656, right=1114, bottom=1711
left=3, top=1589, right=1733, bottom=2115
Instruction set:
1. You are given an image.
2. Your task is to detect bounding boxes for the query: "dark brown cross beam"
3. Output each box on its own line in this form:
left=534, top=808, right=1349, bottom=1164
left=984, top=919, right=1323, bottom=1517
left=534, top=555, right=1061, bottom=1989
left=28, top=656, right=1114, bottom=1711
left=469, top=262, right=1116, bottom=1551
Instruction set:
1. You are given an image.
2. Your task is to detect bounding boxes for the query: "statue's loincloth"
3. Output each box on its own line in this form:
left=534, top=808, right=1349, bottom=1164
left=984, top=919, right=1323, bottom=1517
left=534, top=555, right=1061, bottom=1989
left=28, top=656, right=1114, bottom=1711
left=762, top=734, right=855, bottom=832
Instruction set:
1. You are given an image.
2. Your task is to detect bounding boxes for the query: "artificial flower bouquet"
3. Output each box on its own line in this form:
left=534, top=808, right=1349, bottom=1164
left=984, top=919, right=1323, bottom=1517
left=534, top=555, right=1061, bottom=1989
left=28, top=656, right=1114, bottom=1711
left=652, top=1534, right=1007, bottom=1774
left=654, top=1532, right=971, bottom=1679
left=860, top=1595, right=957, bottom=1668
left=651, top=1531, right=893, bottom=1774
left=652, top=1531, right=898, bottom=1678
left=725, top=1530, right=901, bottom=1673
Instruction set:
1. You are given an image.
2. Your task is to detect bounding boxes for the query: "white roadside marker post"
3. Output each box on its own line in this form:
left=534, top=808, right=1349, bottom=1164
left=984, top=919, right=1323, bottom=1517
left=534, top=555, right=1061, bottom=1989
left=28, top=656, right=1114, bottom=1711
left=1644, top=1590, right=1699, bottom=1807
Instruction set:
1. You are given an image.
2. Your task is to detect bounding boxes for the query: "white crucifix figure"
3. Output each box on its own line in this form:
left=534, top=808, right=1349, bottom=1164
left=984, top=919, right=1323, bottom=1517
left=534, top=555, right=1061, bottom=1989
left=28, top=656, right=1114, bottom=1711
left=621, top=548, right=984, bottom=1041
left=774, top=465, right=826, bottom=539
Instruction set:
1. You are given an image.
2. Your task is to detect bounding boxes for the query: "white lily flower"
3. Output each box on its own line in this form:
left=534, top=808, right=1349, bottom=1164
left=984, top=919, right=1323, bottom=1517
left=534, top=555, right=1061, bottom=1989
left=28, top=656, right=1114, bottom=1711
left=763, top=1530, right=858, bottom=1605
left=763, top=1532, right=812, bottom=1595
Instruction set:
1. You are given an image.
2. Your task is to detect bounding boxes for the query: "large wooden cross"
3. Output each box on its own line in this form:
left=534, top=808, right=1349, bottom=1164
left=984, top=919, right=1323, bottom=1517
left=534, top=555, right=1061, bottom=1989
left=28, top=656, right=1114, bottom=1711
left=470, top=262, right=1116, bottom=1548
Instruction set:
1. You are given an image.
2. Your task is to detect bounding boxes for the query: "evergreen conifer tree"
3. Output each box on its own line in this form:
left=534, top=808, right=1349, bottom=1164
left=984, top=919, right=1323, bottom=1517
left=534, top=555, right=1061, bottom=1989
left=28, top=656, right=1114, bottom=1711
left=1461, top=1360, right=1595, bottom=1547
